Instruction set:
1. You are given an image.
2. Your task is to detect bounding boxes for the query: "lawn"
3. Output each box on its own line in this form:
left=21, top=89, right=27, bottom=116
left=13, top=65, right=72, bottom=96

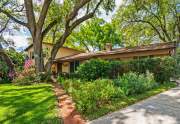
left=0, top=84, right=62, bottom=124
left=86, top=83, right=176, bottom=120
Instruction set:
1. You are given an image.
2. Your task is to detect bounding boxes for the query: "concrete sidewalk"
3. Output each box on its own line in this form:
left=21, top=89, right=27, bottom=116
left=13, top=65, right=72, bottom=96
left=88, top=86, right=180, bottom=124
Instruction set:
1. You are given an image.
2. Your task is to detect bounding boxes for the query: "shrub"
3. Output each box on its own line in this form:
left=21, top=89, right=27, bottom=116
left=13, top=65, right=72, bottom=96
left=174, top=48, right=180, bottom=78
left=128, top=57, right=176, bottom=83
left=12, top=68, right=51, bottom=85
left=108, top=61, right=125, bottom=78
left=156, top=57, right=176, bottom=83
left=76, top=59, right=110, bottom=80
left=6, top=49, right=25, bottom=71
left=0, top=60, right=11, bottom=83
left=0, top=60, right=8, bottom=75
left=115, top=72, right=156, bottom=96
left=76, top=56, right=176, bottom=82
left=59, top=79, right=124, bottom=114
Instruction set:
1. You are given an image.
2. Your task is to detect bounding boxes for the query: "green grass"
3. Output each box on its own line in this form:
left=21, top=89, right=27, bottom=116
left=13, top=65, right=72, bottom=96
left=0, top=84, right=62, bottom=124
left=86, top=82, right=176, bottom=120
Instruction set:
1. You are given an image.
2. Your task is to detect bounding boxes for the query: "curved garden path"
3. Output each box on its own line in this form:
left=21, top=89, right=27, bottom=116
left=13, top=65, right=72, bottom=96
left=51, top=77, right=86, bottom=124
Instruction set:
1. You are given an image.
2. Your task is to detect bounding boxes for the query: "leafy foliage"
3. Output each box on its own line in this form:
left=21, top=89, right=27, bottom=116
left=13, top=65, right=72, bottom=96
left=114, top=72, right=156, bottom=96
left=0, top=60, right=9, bottom=83
left=59, top=79, right=124, bottom=115
left=76, top=59, right=110, bottom=80
left=12, top=68, right=51, bottom=85
left=76, top=57, right=177, bottom=82
left=174, top=48, right=180, bottom=78
left=68, top=18, right=122, bottom=51
left=0, top=60, right=8, bottom=75
left=129, top=57, right=176, bottom=83
left=6, top=49, right=25, bottom=70
left=114, top=0, right=180, bottom=46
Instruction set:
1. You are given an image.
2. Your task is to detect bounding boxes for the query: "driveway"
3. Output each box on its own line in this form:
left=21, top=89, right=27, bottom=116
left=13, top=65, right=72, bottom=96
left=88, top=86, right=180, bottom=124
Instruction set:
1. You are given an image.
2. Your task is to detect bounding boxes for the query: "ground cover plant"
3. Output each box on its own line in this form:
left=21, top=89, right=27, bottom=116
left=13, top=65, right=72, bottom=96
left=58, top=72, right=176, bottom=120
left=0, top=84, right=61, bottom=124
left=114, top=71, right=156, bottom=95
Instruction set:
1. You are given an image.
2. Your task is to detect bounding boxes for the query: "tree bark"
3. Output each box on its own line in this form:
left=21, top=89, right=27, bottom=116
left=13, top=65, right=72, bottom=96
left=0, top=44, right=15, bottom=73
left=45, top=0, right=103, bottom=72
left=33, top=36, right=44, bottom=72
left=24, top=0, right=53, bottom=73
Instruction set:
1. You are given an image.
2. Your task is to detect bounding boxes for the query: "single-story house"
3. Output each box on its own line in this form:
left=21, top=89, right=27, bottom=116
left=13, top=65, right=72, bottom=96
left=25, top=42, right=178, bottom=74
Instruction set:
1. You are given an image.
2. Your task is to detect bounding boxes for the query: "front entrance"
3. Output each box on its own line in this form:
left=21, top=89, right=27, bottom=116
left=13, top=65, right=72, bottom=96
left=57, top=63, right=62, bottom=74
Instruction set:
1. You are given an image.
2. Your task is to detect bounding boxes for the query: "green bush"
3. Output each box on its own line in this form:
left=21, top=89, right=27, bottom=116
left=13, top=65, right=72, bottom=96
left=115, top=72, right=156, bottom=96
left=128, top=57, right=176, bottom=83
left=155, top=57, right=176, bottom=83
left=6, top=49, right=25, bottom=71
left=109, top=61, right=125, bottom=78
left=59, top=79, right=124, bottom=114
left=0, top=60, right=8, bottom=75
left=174, top=48, right=180, bottom=78
left=76, top=59, right=110, bottom=80
left=0, top=60, right=11, bottom=83
left=76, top=56, right=176, bottom=82
left=12, top=69, right=51, bottom=85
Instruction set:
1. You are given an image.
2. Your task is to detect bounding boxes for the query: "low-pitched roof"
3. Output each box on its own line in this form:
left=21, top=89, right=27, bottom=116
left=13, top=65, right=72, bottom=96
left=24, top=42, right=84, bottom=52
left=55, top=42, right=177, bottom=62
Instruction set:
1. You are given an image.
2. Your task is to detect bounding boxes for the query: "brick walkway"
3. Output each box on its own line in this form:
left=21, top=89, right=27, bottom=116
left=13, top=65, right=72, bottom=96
left=52, top=80, right=86, bottom=124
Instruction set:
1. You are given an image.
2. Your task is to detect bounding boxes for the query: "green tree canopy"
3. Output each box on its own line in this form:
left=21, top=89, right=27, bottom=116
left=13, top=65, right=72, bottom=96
left=114, top=0, right=180, bottom=47
left=0, top=0, right=116, bottom=72
left=67, top=18, right=122, bottom=52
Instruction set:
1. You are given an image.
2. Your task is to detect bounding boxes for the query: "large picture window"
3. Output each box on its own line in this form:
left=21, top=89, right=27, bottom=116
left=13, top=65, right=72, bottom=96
left=70, top=61, right=80, bottom=73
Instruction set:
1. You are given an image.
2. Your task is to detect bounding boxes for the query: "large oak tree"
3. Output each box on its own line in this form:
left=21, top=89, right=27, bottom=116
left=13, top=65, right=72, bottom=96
left=0, top=0, right=115, bottom=73
left=114, top=0, right=180, bottom=46
left=0, top=0, right=15, bottom=74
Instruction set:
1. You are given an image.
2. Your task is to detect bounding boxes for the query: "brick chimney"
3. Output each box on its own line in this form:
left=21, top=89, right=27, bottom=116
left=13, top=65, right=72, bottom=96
left=105, top=43, right=112, bottom=51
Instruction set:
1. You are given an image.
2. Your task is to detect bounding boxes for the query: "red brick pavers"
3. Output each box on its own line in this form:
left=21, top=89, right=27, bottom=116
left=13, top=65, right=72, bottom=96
left=52, top=78, right=86, bottom=124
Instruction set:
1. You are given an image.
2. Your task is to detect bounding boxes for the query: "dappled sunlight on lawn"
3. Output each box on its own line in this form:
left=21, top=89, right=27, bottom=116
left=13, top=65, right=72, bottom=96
left=0, top=84, right=61, bottom=124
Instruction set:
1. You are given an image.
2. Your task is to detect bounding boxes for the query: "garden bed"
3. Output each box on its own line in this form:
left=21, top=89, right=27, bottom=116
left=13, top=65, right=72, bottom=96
left=86, top=82, right=176, bottom=120
left=59, top=79, right=176, bottom=120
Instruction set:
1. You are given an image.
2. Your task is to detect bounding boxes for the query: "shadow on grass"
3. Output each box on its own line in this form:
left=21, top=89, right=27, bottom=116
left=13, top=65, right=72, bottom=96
left=0, top=84, right=62, bottom=124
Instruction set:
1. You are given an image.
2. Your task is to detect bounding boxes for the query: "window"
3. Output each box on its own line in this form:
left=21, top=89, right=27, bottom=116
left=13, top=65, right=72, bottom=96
left=32, top=51, right=34, bottom=59
left=29, top=51, right=34, bottom=59
left=70, top=61, right=80, bottom=73
left=70, top=62, right=74, bottom=73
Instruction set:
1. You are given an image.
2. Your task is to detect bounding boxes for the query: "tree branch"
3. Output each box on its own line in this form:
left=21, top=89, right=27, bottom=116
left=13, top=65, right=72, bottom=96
left=70, top=0, right=103, bottom=30
left=37, top=0, right=53, bottom=32
left=0, top=19, right=10, bottom=33
left=65, top=0, right=91, bottom=28
left=24, top=0, right=36, bottom=34
left=130, top=19, right=166, bottom=42
left=0, top=8, right=27, bottom=27
left=42, top=20, right=58, bottom=37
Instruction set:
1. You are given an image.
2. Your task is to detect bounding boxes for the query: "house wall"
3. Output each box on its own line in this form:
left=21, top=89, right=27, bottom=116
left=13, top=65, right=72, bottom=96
left=59, top=48, right=174, bottom=73
left=62, top=62, right=70, bottom=73
left=97, top=48, right=172, bottom=60
left=25, top=43, right=82, bottom=73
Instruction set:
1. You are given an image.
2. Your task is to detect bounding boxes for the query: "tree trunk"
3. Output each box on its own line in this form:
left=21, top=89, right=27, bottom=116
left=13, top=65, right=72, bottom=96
left=45, top=30, right=71, bottom=72
left=0, top=44, right=15, bottom=73
left=33, top=36, right=44, bottom=73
